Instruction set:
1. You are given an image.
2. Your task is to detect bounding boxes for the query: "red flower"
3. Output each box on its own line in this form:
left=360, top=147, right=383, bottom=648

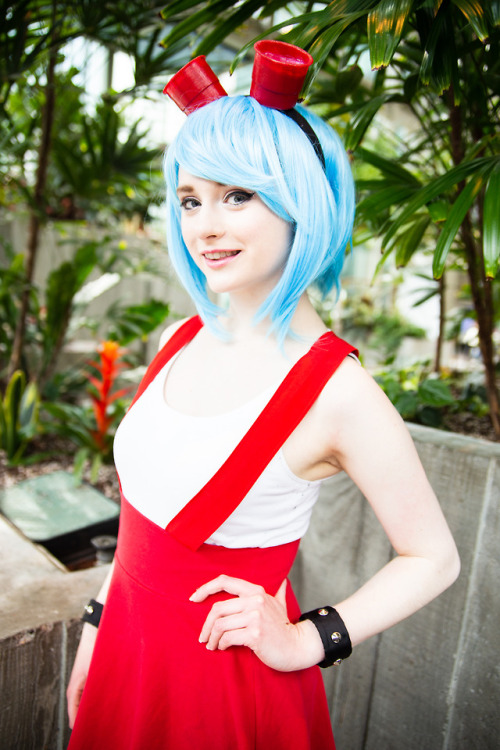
left=87, top=341, right=130, bottom=450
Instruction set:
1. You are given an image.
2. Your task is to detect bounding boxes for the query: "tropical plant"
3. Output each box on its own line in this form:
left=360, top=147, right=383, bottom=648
left=339, top=293, right=426, bottom=363
left=0, top=370, right=40, bottom=464
left=43, top=340, right=131, bottom=480
left=375, top=361, right=489, bottom=428
left=157, top=0, right=500, bottom=436
left=0, top=1, right=177, bottom=378
left=1, top=231, right=170, bottom=396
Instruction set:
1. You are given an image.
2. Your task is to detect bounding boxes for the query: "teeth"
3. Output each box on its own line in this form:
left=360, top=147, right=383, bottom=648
left=205, top=251, right=239, bottom=260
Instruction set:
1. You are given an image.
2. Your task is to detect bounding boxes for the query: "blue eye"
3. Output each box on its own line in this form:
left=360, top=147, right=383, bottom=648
left=180, top=197, right=200, bottom=210
left=225, top=190, right=254, bottom=206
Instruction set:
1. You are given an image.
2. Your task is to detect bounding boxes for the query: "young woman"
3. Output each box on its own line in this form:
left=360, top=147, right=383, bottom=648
left=67, top=43, right=459, bottom=750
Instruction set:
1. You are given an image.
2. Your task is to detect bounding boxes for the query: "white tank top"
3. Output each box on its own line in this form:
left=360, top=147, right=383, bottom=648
left=114, top=353, right=324, bottom=548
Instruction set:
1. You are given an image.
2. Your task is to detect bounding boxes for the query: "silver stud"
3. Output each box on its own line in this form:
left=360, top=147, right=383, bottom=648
left=84, top=604, right=94, bottom=614
left=331, top=631, right=341, bottom=643
left=318, top=608, right=329, bottom=616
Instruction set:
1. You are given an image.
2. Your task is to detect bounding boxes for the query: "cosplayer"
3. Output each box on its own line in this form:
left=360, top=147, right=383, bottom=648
left=67, top=42, right=459, bottom=749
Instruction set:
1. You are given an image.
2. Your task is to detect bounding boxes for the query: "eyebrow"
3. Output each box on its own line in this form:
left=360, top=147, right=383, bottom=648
left=176, top=180, right=229, bottom=197
left=176, top=185, right=194, bottom=196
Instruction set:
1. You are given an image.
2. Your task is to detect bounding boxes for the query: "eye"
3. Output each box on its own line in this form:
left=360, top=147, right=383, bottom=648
left=224, top=190, right=255, bottom=206
left=179, top=196, right=200, bottom=211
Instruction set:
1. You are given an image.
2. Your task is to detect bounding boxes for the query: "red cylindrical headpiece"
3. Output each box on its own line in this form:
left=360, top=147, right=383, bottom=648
left=250, top=40, right=314, bottom=110
left=163, top=56, right=228, bottom=115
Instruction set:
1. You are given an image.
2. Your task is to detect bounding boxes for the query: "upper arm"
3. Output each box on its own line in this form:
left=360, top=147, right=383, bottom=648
left=323, top=360, right=456, bottom=562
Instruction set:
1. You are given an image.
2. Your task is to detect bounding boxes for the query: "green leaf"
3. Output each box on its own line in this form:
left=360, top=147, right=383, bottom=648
left=194, top=0, right=265, bottom=57
left=346, top=94, right=393, bottom=150
left=395, top=215, right=431, bottom=267
left=394, top=390, right=419, bottom=418
left=161, top=0, right=204, bottom=21
left=427, top=200, right=449, bottom=222
left=490, top=1, right=500, bottom=25
left=483, top=165, right=500, bottom=278
left=368, top=0, right=413, bottom=69
left=420, top=3, right=459, bottom=97
left=357, top=184, right=418, bottom=216
left=19, top=382, right=40, bottom=439
left=418, top=379, right=455, bottom=407
left=161, top=0, right=236, bottom=49
left=432, top=172, right=486, bottom=278
left=356, top=147, right=421, bottom=185
left=382, top=157, right=495, bottom=251
left=452, top=0, right=489, bottom=41
left=73, top=448, right=89, bottom=483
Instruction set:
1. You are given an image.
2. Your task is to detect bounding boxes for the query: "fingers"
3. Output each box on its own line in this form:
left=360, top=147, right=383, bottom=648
left=199, top=594, right=266, bottom=648
left=190, top=574, right=264, bottom=602
left=67, top=681, right=84, bottom=729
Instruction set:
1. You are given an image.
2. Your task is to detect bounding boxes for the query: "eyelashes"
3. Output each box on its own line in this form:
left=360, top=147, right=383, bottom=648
left=179, top=189, right=255, bottom=211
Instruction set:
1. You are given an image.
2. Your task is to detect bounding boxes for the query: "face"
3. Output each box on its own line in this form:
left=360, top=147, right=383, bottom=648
left=177, top=168, right=292, bottom=302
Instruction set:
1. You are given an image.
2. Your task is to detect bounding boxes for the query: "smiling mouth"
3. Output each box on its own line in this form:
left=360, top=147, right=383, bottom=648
left=204, top=250, right=240, bottom=260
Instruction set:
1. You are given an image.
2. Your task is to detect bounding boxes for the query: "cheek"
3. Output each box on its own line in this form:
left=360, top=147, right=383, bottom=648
left=180, top=217, right=194, bottom=251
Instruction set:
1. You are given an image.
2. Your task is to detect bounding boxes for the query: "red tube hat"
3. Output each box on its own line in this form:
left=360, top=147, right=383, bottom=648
left=250, top=40, right=314, bottom=110
left=163, top=56, right=228, bottom=115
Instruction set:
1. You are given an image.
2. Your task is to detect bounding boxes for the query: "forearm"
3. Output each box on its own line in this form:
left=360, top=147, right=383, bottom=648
left=94, top=560, right=115, bottom=604
left=331, top=549, right=459, bottom=648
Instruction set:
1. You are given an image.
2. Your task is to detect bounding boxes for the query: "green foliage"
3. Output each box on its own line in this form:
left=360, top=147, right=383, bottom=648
left=339, top=294, right=426, bottom=363
left=105, top=300, right=171, bottom=345
left=43, top=340, right=131, bottom=479
left=1, top=67, right=164, bottom=220
left=0, top=370, right=40, bottom=463
left=0, top=233, right=170, bottom=393
left=374, top=364, right=487, bottom=428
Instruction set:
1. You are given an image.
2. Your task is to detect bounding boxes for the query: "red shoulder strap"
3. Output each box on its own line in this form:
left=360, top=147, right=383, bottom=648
left=167, top=332, right=357, bottom=550
left=128, top=316, right=203, bottom=411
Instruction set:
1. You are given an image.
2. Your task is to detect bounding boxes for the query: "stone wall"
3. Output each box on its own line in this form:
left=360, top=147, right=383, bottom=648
left=291, top=423, right=500, bottom=750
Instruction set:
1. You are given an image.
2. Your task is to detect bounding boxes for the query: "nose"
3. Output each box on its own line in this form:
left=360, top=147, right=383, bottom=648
left=196, top=204, right=225, bottom=241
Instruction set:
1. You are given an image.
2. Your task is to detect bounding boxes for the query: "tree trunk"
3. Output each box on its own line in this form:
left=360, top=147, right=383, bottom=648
left=7, top=6, right=58, bottom=379
left=434, top=273, right=445, bottom=373
left=448, top=92, right=500, bottom=437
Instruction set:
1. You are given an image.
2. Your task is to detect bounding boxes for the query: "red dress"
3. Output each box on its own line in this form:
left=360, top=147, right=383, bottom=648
left=68, top=318, right=356, bottom=750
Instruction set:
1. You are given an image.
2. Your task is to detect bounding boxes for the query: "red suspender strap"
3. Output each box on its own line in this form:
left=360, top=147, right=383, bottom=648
left=167, top=332, right=358, bottom=550
left=128, top=316, right=203, bottom=411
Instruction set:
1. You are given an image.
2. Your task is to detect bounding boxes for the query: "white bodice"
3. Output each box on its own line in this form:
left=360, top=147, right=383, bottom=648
left=114, top=353, right=324, bottom=548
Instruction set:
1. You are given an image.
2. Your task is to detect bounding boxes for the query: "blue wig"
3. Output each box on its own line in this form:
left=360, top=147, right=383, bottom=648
left=164, top=95, right=355, bottom=340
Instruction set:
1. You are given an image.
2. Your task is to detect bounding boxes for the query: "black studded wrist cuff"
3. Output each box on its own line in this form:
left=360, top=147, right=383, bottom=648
left=82, top=599, right=104, bottom=628
left=299, top=606, right=352, bottom=668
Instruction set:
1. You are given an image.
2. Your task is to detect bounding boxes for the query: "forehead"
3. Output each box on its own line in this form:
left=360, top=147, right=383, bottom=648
left=176, top=168, right=237, bottom=195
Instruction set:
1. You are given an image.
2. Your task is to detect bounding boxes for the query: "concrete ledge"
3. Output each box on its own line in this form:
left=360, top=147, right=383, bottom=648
left=407, top=421, right=500, bottom=456
left=0, top=515, right=110, bottom=640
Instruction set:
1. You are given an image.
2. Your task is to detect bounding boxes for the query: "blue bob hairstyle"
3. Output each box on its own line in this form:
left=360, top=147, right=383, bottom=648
left=164, top=95, right=355, bottom=341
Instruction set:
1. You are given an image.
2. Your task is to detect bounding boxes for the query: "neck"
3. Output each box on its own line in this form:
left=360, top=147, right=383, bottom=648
left=222, top=293, right=326, bottom=342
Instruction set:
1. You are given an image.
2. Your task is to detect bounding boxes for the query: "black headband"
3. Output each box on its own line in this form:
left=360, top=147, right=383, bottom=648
left=282, top=108, right=326, bottom=171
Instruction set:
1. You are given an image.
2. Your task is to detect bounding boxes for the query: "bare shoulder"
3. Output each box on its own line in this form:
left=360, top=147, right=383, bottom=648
left=319, top=355, right=414, bottom=463
left=158, top=317, right=191, bottom=351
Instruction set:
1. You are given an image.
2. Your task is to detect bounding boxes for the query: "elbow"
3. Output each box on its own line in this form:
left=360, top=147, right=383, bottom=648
left=438, top=541, right=461, bottom=592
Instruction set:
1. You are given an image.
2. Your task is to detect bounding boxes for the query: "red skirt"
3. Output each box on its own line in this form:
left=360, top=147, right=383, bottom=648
left=68, top=498, right=335, bottom=749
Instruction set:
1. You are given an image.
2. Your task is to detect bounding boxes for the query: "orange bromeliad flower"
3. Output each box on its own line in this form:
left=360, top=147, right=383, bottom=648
left=87, top=341, right=130, bottom=450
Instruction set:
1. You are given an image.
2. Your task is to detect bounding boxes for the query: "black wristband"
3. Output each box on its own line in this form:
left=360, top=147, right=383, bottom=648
left=82, top=599, right=103, bottom=628
left=299, top=606, right=352, bottom=667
